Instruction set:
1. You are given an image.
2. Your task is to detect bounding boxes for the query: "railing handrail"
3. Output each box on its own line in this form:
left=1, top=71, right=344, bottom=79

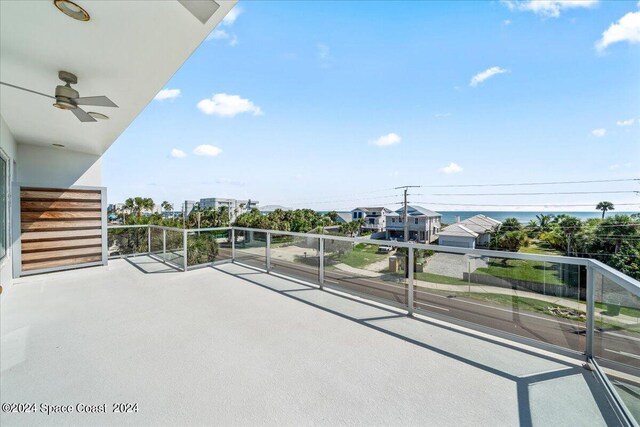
left=107, top=224, right=640, bottom=290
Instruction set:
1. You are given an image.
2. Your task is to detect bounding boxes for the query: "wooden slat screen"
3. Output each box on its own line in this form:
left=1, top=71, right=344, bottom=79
left=21, top=187, right=103, bottom=273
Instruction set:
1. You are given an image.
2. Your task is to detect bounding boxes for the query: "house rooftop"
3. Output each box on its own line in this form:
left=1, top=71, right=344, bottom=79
left=389, top=205, right=441, bottom=217
left=0, top=257, right=619, bottom=425
left=437, top=223, right=480, bottom=237
left=440, top=214, right=501, bottom=236
left=351, top=207, right=392, bottom=213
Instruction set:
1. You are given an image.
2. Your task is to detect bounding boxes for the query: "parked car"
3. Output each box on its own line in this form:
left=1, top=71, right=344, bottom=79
left=378, top=246, right=393, bottom=254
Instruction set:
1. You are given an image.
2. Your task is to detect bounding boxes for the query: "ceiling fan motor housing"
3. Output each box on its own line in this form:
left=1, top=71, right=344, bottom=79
left=54, top=84, right=79, bottom=109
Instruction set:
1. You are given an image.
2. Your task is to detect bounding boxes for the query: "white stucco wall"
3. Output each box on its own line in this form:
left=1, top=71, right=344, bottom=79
left=438, top=235, right=476, bottom=249
left=0, top=114, right=17, bottom=286
left=17, top=144, right=101, bottom=188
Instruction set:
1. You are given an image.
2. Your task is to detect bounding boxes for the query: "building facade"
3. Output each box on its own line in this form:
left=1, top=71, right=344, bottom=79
left=437, top=214, right=501, bottom=249
left=386, top=206, right=442, bottom=243
left=351, top=207, right=393, bottom=233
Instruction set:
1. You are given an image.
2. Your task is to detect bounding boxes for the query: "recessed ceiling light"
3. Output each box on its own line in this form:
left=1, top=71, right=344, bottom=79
left=52, top=143, right=65, bottom=148
left=54, top=0, right=90, bottom=22
left=87, top=112, right=109, bottom=120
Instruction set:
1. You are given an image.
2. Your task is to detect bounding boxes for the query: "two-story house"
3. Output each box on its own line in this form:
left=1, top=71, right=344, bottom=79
left=351, top=207, right=393, bottom=233
left=386, top=205, right=442, bottom=243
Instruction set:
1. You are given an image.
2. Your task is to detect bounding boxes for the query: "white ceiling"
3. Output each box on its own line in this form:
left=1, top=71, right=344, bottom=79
left=0, top=0, right=236, bottom=155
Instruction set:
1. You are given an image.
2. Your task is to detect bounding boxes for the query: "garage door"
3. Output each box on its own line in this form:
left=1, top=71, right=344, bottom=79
left=20, top=187, right=105, bottom=274
left=439, top=239, right=473, bottom=249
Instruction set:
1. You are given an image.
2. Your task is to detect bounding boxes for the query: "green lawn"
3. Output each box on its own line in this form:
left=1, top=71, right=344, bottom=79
left=475, top=258, right=579, bottom=286
left=519, top=242, right=563, bottom=256
left=595, top=302, right=640, bottom=318
left=414, top=272, right=471, bottom=286
left=328, top=243, right=388, bottom=269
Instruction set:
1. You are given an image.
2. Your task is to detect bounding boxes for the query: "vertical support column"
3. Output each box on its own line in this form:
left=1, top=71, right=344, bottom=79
left=162, top=229, right=166, bottom=260
left=407, top=246, right=414, bottom=316
left=319, top=238, right=324, bottom=289
left=266, top=232, right=271, bottom=272
left=231, top=228, right=236, bottom=262
left=183, top=229, right=188, bottom=272
left=147, top=226, right=151, bottom=254
left=586, top=264, right=595, bottom=360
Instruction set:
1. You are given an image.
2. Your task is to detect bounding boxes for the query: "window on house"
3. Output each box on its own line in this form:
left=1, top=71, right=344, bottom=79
left=0, top=155, right=6, bottom=260
left=415, top=218, right=419, bottom=224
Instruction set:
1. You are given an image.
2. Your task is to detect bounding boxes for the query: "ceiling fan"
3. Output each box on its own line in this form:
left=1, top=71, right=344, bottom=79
left=0, top=71, right=118, bottom=122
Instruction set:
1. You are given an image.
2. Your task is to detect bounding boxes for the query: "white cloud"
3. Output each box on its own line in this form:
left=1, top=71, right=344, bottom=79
left=197, top=93, right=263, bottom=117
left=193, top=145, right=222, bottom=157
left=503, top=19, right=512, bottom=25
left=469, top=66, right=509, bottom=87
left=206, top=29, right=239, bottom=46
left=595, top=9, right=640, bottom=51
left=170, top=148, right=186, bottom=158
left=591, top=128, right=606, bottom=137
left=154, top=88, right=181, bottom=101
left=370, top=133, right=401, bottom=147
left=440, top=162, right=463, bottom=174
left=222, top=6, right=242, bottom=26
left=609, top=164, right=620, bottom=170
left=501, top=0, right=598, bottom=18
left=617, top=118, right=636, bottom=126
left=207, top=29, right=229, bottom=41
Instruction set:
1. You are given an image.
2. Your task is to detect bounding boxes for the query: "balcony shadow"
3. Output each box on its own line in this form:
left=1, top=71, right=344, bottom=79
left=124, top=256, right=182, bottom=274
left=212, top=263, right=620, bottom=426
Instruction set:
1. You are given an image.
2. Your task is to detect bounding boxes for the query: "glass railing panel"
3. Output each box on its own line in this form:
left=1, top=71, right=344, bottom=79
left=107, top=226, right=148, bottom=257
left=593, top=271, right=640, bottom=423
left=186, top=229, right=231, bottom=267
left=270, top=233, right=320, bottom=284
left=234, top=229, right=267, bottom=270
left=322, top=240, right=407, bottom=308
left=413, top=250, right=586, bottom=353
left=159, top=229, right=184, bottom=266
left=149, top=227, right=163, bottom=255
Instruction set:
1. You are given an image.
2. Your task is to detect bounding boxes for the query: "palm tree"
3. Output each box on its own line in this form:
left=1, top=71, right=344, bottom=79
left=161, top=201, right=173, bottom=213
left=596, top=201, right=614, bottom=219
left=123, top=197, right=155, bottom=218
left=535, top=213, right=553, bottom=232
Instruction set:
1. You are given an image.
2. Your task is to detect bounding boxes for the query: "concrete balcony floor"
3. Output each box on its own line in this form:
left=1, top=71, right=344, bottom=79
left=1, top=256, right=620, bottom=426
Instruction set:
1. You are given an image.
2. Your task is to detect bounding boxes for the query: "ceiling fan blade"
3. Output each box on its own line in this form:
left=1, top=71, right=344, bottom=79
left=0, top=81, right=55, bottom=99
left=71, top=107, right=97, bottom=122
left=74, top=96, right=118, bottom=107
left=178, top=0, right=220, bottom=24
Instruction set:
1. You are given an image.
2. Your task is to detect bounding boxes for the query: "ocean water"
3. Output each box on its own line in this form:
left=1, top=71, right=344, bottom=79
left=437, top=211, right=639, bottom=225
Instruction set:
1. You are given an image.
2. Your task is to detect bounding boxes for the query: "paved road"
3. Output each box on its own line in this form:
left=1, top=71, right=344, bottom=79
left=227, top=254, right=640, bottom=373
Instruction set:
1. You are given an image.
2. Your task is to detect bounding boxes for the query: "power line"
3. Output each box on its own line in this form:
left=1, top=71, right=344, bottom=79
left=431, top=190, right=638, bottom=196
left=418, top=178, right=639, bottom=188
left=412, top=201, right=640, bottom=207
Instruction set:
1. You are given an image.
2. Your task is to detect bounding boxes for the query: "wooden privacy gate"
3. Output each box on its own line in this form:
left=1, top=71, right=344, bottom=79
left=20, top=187, right=106, bottom=275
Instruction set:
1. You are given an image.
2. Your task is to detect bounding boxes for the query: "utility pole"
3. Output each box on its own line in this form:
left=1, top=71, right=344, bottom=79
left=395, top=185, right=420, bottom=242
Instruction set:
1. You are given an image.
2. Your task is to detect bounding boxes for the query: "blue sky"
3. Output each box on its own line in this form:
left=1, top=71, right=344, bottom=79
left=103, top=0, right=640, bottom=212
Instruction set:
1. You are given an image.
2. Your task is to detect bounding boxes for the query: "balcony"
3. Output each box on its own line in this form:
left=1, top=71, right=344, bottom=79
left=2, top=225, right=639, bottom=425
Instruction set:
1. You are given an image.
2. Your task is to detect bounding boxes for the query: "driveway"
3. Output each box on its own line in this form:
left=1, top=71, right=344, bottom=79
left=423, top=252, right=487, bottom=279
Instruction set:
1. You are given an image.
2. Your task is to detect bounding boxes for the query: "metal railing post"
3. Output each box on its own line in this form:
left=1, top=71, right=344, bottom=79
left=147, top=226, right=151, bottom=254
left=162, top=229, right=166, bottom=258
left=183, top=229, right=188, bottom=272
left=266, top=232, right=271, bottom=272
left=319, top=237, right=324, bottom=289
left=407, top=247, right=414, bottom=316
left=586, top=263, right=595, bottom=359
left=231, top=228, right=236, bottom=262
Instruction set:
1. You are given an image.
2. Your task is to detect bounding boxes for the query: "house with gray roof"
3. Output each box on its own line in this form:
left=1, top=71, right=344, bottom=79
left=437, top=214, right=501, bottom=249
left=386, top=205, right=442, bottom=243
left=351, top=207, right=393, bottom=232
